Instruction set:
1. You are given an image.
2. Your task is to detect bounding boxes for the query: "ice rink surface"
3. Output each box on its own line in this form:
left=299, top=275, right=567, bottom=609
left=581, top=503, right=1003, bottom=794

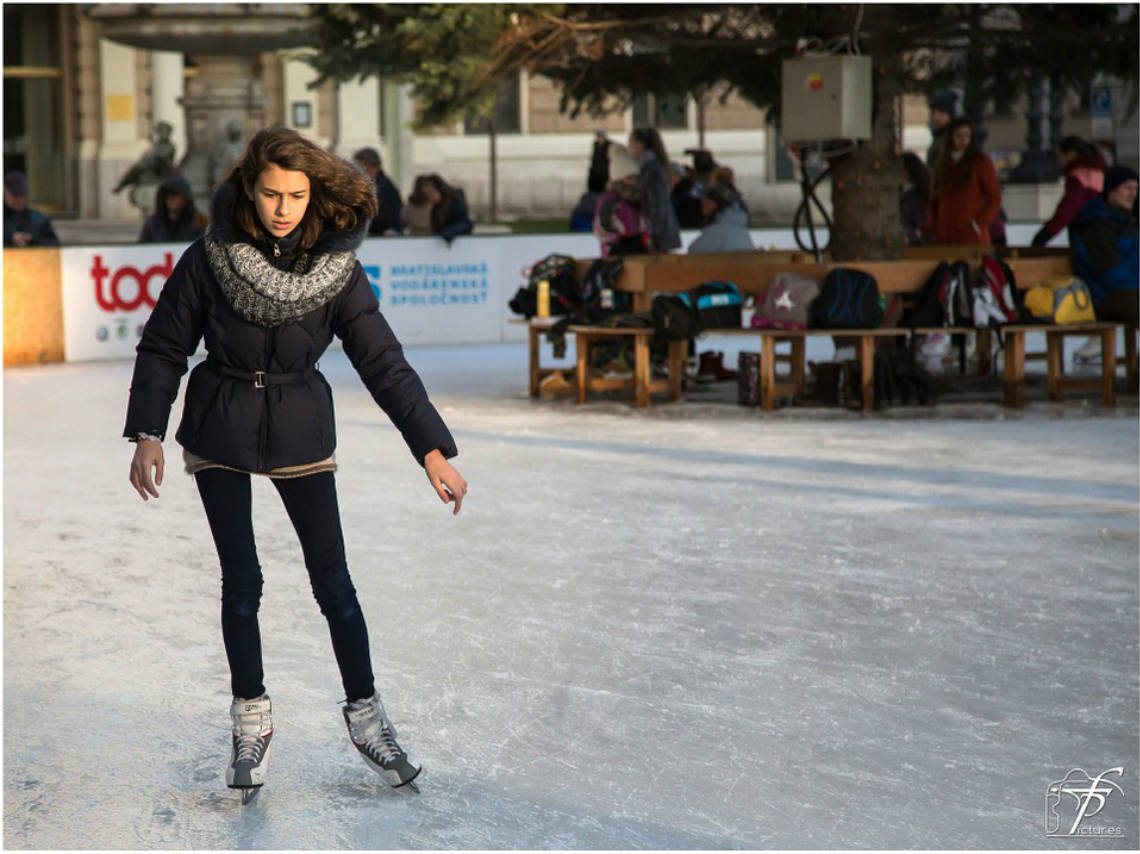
left=5, top=340, right=1139, bottom=849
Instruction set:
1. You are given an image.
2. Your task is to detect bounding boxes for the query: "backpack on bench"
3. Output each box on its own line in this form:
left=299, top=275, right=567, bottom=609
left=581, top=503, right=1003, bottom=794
left=811, top=268, right=883, bottom=329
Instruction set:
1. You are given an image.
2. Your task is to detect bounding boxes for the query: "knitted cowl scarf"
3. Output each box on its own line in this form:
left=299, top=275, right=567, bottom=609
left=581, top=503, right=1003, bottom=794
left=204, top=177, right=370, bottom=327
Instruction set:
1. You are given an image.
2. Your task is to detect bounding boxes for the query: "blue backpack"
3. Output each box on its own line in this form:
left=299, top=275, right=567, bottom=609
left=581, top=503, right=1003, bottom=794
left=810, top=268, right=883, bottom=329
left=690, top=281, right=743, bottom=329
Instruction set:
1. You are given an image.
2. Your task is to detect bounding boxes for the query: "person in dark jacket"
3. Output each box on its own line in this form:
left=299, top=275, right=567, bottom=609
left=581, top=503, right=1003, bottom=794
left=405, top=174, right=473, bottom=243
left=3, top=170, right=60, bottom=247
left=568, top=190, right=600, bottom=232
left=138, top=174, right=208, bottom=243
left=628, top=127, right=681, bottom=252
left=587, top=130, right=612, bottom=194
left=123, top=127, right=467, bottom=797
left=1031, top=136, right=1107, bottom=246
left=925, top=90, right=958, bottom=168
left=899, top=152, right=931, bottom=245
left=352, top=147, right=404, bottom=235
left=1070, top=164, right=1138, bottom=323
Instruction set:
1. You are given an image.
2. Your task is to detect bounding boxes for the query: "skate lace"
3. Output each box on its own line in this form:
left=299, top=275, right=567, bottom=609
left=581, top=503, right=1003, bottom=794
left=233, top=710, right=270, bottom=763
left=352, top=708, right=401, bottom=764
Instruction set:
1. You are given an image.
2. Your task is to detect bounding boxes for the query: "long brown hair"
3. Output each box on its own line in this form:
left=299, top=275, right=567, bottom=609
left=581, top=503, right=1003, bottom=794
left=630, top=127, right=675, bottom=182
left=225, top=127, right=378, bottom=252
left=932, top=117, right=981, bottom=193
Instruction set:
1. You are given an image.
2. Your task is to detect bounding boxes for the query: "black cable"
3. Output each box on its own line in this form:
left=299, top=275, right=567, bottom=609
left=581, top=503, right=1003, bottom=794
left=793, top=148, right=832, bottom=259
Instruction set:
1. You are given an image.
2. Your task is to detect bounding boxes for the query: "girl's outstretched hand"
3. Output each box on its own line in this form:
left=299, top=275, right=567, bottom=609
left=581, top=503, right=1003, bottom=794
left=424, top=449, right=467, bottom=515
left=129, top=439, right=164, bottom=501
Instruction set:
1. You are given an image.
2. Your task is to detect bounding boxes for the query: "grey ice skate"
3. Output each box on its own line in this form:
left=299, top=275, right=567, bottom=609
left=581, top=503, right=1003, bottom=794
left=342, top=692, right=422, bottom=792
left=227, top=694, right=273, bottom=804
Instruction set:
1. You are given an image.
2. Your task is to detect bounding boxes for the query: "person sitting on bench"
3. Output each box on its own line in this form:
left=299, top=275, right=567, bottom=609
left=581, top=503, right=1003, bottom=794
left=1068, top=164, right=1138, bottom=363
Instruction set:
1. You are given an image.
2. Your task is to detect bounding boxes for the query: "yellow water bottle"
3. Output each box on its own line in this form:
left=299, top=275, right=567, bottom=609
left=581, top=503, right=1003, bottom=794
left=537, top=279, right=550, bottom=318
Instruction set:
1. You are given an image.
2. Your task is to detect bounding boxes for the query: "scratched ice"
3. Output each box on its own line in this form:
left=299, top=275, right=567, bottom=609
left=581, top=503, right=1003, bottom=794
left=5, top=340, right=1138, bottom=848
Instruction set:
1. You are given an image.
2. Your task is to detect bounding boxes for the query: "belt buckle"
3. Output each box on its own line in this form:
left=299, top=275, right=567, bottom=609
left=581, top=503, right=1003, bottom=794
left=254, top=371, right=266, bottom=389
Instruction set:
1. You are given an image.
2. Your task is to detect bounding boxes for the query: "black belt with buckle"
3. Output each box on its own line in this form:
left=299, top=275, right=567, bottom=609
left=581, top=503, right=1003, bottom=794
left=205, top=357, right=315, bottom=389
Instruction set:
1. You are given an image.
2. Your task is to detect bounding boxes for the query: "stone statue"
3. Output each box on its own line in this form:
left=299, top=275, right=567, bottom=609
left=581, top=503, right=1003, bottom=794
left=113, top=121, right=178, bottom=206
left=208, top=119, right=246, bottom=188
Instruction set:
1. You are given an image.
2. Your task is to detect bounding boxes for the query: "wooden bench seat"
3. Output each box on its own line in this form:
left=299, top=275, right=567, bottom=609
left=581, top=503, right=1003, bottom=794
left=1000, top=321, right=1137, bottom=408
left=566, top=324, right=686, bottom=407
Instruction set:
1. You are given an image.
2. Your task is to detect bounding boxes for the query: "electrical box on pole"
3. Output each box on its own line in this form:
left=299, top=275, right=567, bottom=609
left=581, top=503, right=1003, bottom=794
left=780, top=55, right=873, bottom=143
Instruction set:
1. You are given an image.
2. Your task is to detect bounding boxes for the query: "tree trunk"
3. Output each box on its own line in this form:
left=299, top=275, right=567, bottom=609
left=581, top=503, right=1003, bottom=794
left=827, top=58, right=904, bottom=262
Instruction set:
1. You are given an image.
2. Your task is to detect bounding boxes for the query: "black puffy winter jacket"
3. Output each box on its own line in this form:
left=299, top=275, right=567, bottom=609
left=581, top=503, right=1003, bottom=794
left=123, top=177, right=457, bottom=473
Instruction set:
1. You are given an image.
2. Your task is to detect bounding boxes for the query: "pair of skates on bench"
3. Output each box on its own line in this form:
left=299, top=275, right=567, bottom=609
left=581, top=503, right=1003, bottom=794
left=227, top=692, right=421, bottom=804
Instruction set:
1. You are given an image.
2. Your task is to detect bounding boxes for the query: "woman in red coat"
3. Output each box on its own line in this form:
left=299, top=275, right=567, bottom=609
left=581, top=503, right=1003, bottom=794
left=925, top=118, right=1002, bottom=245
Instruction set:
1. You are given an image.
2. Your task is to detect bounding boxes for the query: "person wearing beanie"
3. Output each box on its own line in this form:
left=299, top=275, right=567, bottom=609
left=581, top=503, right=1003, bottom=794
left=925, top=90, right=959, bottom=168
left=688, top=167, right=755, bottom=254
left=1068, top=163, right=1138, bottom=336
left=3, top=170, right=60, bottom=247
left=1032, top=136, right=1108, bottom=247
left=593, top=144, right=652, bottom=257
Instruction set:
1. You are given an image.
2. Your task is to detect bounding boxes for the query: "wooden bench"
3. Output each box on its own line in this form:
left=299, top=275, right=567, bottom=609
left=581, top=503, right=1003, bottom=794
left=567, top=325, right=686, bottom=407
left=708, top=326, right=994, bottom=410
left=519, top=249, right=1135, bottom=411
left=511, top=317, right=686, bottom=407
left=1000, top=321, right=1138, bottom=408
left=510, top=317, right=564, bottom=397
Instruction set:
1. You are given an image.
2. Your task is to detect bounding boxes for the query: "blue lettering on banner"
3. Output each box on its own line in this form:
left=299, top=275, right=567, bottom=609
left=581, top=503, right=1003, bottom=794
left=362, top=265, right=382, bottom=302
left=385, top=260, right=489, bottom=308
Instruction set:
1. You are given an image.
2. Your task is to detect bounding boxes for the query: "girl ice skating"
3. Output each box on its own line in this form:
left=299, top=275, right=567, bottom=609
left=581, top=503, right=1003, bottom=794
left=124, top=126, right=467, bottom=802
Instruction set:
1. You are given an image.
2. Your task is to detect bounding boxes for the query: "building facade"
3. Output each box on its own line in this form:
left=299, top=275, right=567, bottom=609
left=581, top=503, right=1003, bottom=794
left=4, top=4, right=1133, bottom=226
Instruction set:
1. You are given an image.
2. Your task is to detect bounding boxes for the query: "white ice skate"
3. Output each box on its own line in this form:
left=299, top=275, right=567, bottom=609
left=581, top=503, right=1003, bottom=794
left=227, top=694, right=273, bottom=804
left=1073, top=336, right=1102, bottom=366
left=343, top=692, right=421, bottom=792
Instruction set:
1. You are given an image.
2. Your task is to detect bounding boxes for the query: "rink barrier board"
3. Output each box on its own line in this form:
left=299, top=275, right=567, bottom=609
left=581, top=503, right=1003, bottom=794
left=2, top=224, right=1062, bottom=365
left=4, top=247, right=65, bottom=366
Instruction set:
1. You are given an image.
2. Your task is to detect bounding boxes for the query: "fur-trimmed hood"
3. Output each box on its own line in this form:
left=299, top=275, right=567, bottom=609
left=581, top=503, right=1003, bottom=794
left=208, top=174, right=371, bottom=258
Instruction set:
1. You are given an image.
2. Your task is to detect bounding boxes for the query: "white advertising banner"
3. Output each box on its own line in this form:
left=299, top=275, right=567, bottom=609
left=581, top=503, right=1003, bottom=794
left=60, top=242, right=198, bottom=363
left=354, top=235, right=502, bottom=346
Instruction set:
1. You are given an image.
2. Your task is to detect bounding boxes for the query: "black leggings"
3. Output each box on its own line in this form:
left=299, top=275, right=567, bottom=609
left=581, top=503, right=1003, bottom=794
left=194, top=468, right=375, bottom=702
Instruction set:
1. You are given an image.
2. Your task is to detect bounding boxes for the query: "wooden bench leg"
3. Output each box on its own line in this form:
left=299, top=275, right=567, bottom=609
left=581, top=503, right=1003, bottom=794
left=791, top=337, right=806, bottom=401
left=667, top=338, right=686, bottom=401
left=528, top=323, right=541, bottom=396
left=858, top=335, right=874, bottom=411
left=575, top=333, right=589, bottom=404
left=633, top=333, right=651, bottom=407
left=1102, top=326, right=1117, bottom=407
left=760, top=334, right=776, bottom=410
left=1003, top=330, right=1026, bottom=408
left=977, top=329, right=992, bottom=376
left=1046, top=331, right=1063, bottom=401
left=1126, top=323, right=1138, bottom=394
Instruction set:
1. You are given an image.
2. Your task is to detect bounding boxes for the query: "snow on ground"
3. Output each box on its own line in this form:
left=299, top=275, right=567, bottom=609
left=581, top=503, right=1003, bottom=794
left=4, top=341, right=1139, bottom=849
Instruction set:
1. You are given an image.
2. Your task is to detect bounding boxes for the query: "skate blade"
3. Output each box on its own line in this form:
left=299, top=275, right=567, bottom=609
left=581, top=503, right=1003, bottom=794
left=236, top=786, right=261, bottom=805
left=394, top=765, right=423, bottom=794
